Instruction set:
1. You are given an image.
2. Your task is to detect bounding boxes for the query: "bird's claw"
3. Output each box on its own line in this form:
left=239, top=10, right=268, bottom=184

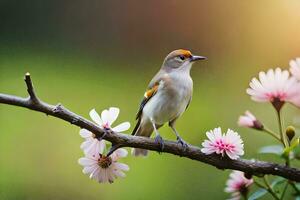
left=177, top=137, right=188, bottom=152
left=155, top=134, right=164, bottom=153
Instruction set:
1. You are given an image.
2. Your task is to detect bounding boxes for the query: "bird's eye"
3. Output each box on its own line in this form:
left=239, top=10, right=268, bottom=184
left=179, top=55, right=185, bottom=60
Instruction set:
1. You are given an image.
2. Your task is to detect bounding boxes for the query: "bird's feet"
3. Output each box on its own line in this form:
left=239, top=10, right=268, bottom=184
left=177, top=136, right=188, bottom=152
left=154, top=134, right=164, bottom=153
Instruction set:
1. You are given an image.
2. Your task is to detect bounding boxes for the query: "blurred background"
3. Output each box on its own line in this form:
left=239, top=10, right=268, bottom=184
left=1, top=0, right=300, bottom=199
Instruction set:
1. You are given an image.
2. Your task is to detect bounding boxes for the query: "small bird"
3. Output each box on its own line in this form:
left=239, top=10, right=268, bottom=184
left=132, top=49, right=207, bottom=156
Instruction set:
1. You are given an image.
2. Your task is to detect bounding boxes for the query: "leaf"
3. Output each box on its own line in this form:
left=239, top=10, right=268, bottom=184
left=293, top=145, right=300, bottom=160
left=270, top=177, right=286, bottom=193
left=282, top=138, right=300, bottom=158
left=296, top=196, right=300, bottom=200
left=259, top=145, right=284, bottom=155
left=271, top=177, right=285, bottom=188
left=295, top=183, right=300, bottom=191
left=248, top=188, right=268, bottom=200
left=248, top=178, right=286, bottom=200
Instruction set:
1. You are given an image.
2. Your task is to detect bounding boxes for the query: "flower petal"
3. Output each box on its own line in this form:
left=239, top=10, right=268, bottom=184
left=89, top=109, right=103, bottom=125
left=79, top=129, right=92, bottom=138
left=112, top=122, right=131, bottom=132
left=112, top=148, right=128, bottom=160
left=83, top=164, right=98, bottom=174
left=108, top=107, right=120, bottom=126
left=101, top=109, right=110, bottom=125
left=80, top=139, right=93, bottom=150
left=114, top=162, right=130, bottom=171
left=90, top=167, right=101, bottom=181
left=84, top=139, right=101, bottom=156
left=113, top=169, right=126, bottom=178
left=78, top=157, right=96, bottom=166
left=97, top=140, right=106, bottom=154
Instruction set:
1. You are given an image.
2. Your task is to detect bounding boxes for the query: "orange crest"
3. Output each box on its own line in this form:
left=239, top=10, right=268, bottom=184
left=179, top=49, right=192, bottom=58
left=177, top=49, right=192, bottom=58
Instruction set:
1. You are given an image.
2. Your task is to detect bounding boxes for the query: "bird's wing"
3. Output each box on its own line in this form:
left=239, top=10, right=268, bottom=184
left=135, top=70, right=166, bottom=121
left=132, top=71, right=166, bottom=136
left=132, top=81, right=160, bottom=135
left=135, top=81, right=160, bottom=120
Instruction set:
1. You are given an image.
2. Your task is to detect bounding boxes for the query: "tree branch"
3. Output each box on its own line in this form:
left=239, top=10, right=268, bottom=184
left=0, top=73, right=300, bottom=182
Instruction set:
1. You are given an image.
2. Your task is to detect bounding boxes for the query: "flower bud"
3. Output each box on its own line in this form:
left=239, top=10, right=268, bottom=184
left=286, top=126, right=296, bottom=142
left=253, top=120, right=264, bottom=130
left=238, top=111, right=263, bottom=130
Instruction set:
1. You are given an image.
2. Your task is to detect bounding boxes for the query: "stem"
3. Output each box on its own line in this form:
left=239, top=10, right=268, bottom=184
left=276, top=110, right=292, bottom=166
left=263, top=127, right=281, bottom=142
left=263, top=176, right=280, bottom=200
left=286, top=157, right=290, bottom=167
left=276, top=110, right=288, bottom=148
left=280, top=181, right=289, bottom=200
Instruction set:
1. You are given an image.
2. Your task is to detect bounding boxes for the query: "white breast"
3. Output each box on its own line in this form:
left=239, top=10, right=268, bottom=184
left=143, top=72, right=193, bottom=125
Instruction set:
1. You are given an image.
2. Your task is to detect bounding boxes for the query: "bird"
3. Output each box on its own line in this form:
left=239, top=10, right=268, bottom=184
left=132, top=49, right=207, bottom=156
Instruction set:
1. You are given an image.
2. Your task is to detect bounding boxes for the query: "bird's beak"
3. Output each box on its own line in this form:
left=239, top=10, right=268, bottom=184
left=190, top=55, right=207, bottom=62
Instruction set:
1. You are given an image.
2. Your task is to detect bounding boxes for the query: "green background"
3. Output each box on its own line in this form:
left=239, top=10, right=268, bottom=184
left=1, top=1, right=300, bottom=199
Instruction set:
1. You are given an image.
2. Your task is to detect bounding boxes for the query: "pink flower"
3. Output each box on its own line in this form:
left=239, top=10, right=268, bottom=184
left=201, top=127, right=244, bottom=160
left=225, top=171, right=253, bottom=200
left=246, top=68, right=300, bottom=110
left=238, top=111, right=263, bottom=130
left=78, top=148, right=129, bottom=184
left=80, top=107, right=130, bottom=156
left=290, top=58, right=300, bottom=80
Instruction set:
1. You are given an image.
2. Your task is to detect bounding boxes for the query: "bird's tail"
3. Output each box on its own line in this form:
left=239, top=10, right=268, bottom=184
left=131, top=148, right=148, bottom=157
left=131, top=118, right=153, bottom=157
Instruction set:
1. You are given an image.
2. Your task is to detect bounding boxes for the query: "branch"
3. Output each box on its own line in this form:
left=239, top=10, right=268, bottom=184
left=1, top=73, right=300, bottom=182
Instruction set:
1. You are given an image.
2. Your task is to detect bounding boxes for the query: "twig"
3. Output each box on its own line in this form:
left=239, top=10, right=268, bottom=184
left=24, top=72, right=39, bottom=102
left=263, top=127, right=281, bottom=142
left=0, top=73, right=300, bottom=181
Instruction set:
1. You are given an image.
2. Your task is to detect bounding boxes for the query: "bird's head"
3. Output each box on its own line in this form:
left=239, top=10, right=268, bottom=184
left=162, top=49, right=207, bottom=71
